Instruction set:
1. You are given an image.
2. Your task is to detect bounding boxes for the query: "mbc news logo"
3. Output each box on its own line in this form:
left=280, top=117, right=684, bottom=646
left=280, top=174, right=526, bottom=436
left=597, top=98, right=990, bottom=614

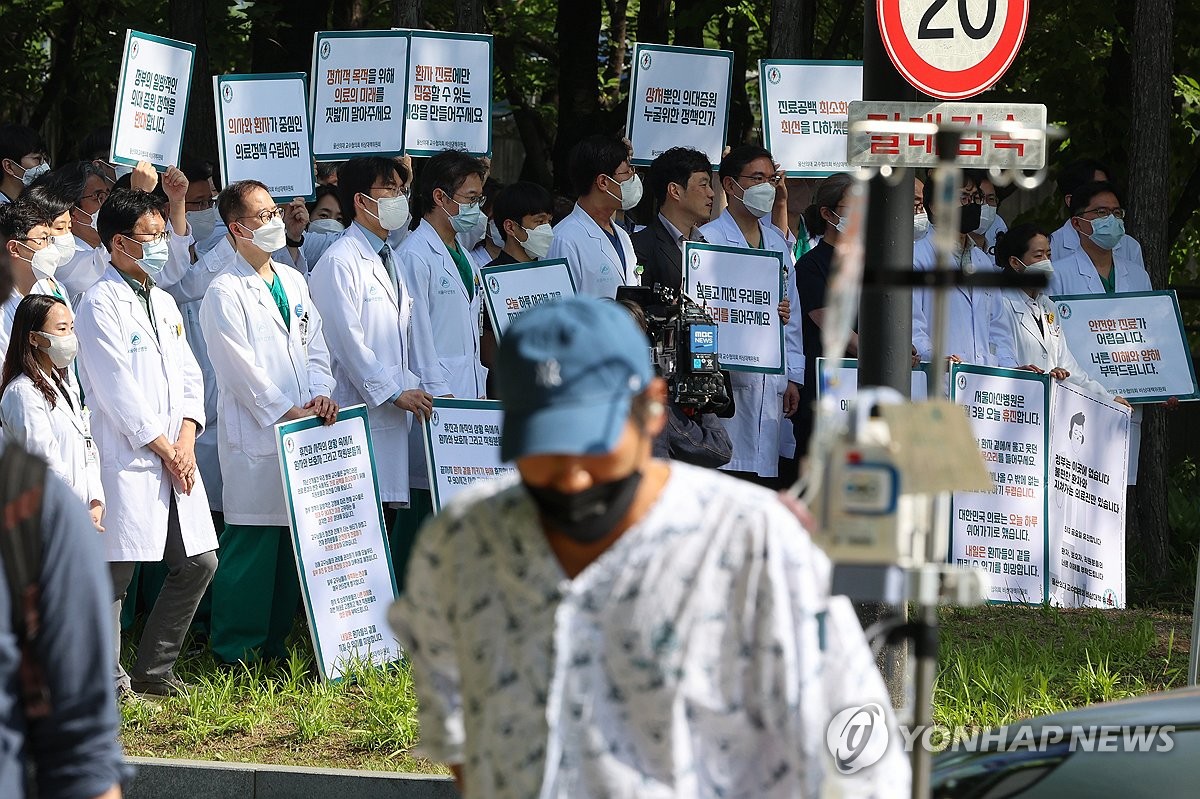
left=826, top=703, right=1175, bottom=774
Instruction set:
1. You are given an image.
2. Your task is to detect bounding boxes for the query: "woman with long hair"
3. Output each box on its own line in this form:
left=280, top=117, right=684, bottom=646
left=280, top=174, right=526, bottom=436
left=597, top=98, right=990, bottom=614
left=0, top=293, right=104, bottom=530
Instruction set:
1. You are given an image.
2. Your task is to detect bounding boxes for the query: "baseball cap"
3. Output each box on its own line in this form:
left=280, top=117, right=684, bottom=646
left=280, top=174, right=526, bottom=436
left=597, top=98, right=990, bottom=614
left=497, top=296, right=654, bottom=461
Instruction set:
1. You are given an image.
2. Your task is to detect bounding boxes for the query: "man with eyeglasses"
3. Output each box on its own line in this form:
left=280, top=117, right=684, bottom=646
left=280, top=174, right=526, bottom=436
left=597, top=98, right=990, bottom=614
left=1049, top=158, right=1147, bottom=270
left=964, top=172, right=1007, bottom=257
left=0, top=124, right=49, bottom=205
left=75, top=189, right=219, bottom=697
left=0, top=200, right=66, bottom=354
left=181, top=156, right=223, bottom=256
left=198, top=180, right=337, bottom=666
left=546, top=134, right=641, bottom=298
left=310, top=156, right=443, bottom=587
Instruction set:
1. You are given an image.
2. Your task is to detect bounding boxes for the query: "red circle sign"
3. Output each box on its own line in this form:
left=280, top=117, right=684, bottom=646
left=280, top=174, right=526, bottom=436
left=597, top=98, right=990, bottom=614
left=877, top=0, right=1030, bottom=100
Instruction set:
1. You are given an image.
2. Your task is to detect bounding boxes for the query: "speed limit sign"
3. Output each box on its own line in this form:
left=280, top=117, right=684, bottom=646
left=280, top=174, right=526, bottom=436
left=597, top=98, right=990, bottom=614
left=877, top=0, right=1030, bottom=100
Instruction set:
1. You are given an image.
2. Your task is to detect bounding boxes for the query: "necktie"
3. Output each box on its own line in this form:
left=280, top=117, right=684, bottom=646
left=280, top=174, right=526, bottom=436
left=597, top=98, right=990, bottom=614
left=379, top=245, right=398, bottom=288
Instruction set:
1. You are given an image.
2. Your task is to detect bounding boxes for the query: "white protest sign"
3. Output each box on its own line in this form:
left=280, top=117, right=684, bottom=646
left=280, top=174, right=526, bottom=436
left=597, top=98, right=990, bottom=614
left=404, top=32, right=492, bottom=156
left=1051, top=291, right=1198, bottom=403
left=480, top=258, right=576, bottom=339
left=310, top=31, right=408, bottom=161
left=422, top=399, right=515, bottom=512
left=277, top=405, right=399, bottom=681
left=950, top=365, right=1049, bottom=604
left=683, top=242, right=784, bottom=375
left=215, top=73, right=314, bottom=201
left=110, top=30, right=194, bottom=171
left=626, top=43, right=732, bottom=168
left=816, top=358, right=929, bottom=420
left=759, top=60, right=862, bottom=177
left=1048, top=382, right=1130, bottom=608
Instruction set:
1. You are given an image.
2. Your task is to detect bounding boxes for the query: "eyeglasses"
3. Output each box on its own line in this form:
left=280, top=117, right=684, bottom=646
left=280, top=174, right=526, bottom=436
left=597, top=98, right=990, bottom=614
left=237, top=206, right=285, bottom=225
left=980, top=192, right=999, bottom=207
left=17, top=234, right=52, bottom=247
left=737, top=173, right=782, bottom=186
left=80, top=188, right=110, bottom=205
left=122, top=231, right=171, bottom=244
left=369, top=184, right=410, bottom=199
left=185, top=195, right=217, bottom=211
left=451, top=192, right=486, bottom=207
left=959, top=191, right=983, bottom=205
left=1077, top=206, right=1125, bottom=220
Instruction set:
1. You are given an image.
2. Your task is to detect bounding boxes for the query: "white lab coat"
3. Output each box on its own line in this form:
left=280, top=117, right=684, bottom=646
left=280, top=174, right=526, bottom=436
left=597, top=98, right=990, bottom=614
left=0, top=373, right=104, bottom=508
left=1050, top=219, right=1146, bottom=271
left=309, top=224, right=444, bottom=504
left=75, top=266, right=217, bottom=562
left=1001, top=291, right=1109, bottom=398
left=911, top=238, right=1017, bottom=366
left=199, top=253, right=336, bottom=526
left=57, top=236, right=107, bottom=301
left=0, top=281, right=84, bottom=404
left=546, top=203, right=636, bottom=298
left=698, top=210, right=805, bottom=477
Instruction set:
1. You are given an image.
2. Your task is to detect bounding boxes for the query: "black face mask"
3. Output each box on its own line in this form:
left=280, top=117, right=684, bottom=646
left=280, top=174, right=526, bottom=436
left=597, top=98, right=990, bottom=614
left=958, top=203, right=982, bottom=235
left=525, top=470, right=644, bottom=544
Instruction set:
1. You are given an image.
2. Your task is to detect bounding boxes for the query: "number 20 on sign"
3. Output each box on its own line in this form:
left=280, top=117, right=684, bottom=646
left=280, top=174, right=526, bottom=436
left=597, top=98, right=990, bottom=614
left=877, top=0, right=1030, bottom=100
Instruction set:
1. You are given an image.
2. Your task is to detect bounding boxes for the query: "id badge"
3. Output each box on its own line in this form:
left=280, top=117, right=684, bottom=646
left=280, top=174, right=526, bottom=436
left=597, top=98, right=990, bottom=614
left=299, top=313, right=311, bottom=348
left=84, top=437, right=98, bottom=466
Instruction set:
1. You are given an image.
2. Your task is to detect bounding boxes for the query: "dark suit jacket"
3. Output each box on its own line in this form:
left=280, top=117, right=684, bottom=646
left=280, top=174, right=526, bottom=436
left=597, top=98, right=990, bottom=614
left=631, top=215, right=685, bottom=291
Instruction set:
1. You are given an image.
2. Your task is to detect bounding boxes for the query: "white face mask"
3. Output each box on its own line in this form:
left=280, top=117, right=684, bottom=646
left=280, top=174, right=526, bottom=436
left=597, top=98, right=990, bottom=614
left=20, top=241, right=63, bottom=280
left=974, top=204, right=998, bottom=234
left=52, top=232, right=76, bottom=265
left=307, top=218, right=345, bottom=236
left=186, top=206, right=218, bottom=243
left=11, top=161, right=49, bottom=187
left=240, top=216, right=287, bottom=253
left=605, top=173, right=643, bottom=211
left=737, top=181, right=776, bottom=219
left=36, top=331, right=78, bottom=368
left=1020, top=258, right=1054, bottom=275
left=361, top=193, right=410, bottom=232
left=519, top=224, right=554, bottom=260
left=828, top=210, right=849, bottom=234
left=488, top=218, right=504, bottom=248
left=913, top=211, right=930, bottom=240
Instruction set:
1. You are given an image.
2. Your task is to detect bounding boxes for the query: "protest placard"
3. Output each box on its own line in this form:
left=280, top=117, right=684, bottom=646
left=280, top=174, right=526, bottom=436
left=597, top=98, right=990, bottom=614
left=404, top=32, right=492, bottom=157
left=950, top=365, right=1049, bottom=604
left=1050, top=291, right=1197, bottom=403
left=1047, top=382, right=1130, bottom=608
left=480, top=259, right=576, bottom=339
left=110, top=30, right=194, bottom=171
left=682, top=242, right=784, bottom=374
left=422, top=399, right=514, bottom=512
left=625, top=43, right=732, bottom=168
left=816, top=357, right=929, bottom=420
left=215, top=73, right=314, bottom=201
left=310, top=31, right=408, bottom=161
left=277, top=405, right=399, bottom=681
left=759, top=59, right=862, bottom=177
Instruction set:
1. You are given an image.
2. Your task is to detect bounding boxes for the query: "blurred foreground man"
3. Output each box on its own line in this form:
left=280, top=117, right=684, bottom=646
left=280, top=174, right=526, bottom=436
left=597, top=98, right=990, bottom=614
left=391, top=296, right=908, bottom=798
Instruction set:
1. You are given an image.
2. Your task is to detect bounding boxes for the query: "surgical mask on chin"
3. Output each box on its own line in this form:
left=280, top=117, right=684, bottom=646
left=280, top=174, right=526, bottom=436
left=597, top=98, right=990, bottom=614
left=524, top=470, right=644, bottom=543
left=126, top=235, right=170, bottom=274
left=245, top=216, right=288, bottom=253
left=308, top=218, right=345, bottom=236
left=35, top=331, right=78, bottom=369
left=974, top=204, right=998, bottom=235
left=913, top=211, right=930, bottom=240
left=739, top=182, right=776, bottom=219
left=446, top=197, right=485, bottom=235
left=186, top=206, right=218, bottom=243
left=52, top=233, right=76, bottom=266
left=16, top=161, right=49, bottom=187
left=1020, top=258, right=1054, bottom=275
left=605, top=173, right=644, bottom=211
left=362, top=193, right=410, bottom=231
left=488, top=218, right=504, bottom=248
left=519, top=224, right=553, bottom=260
left=1087, top=215, right=1125, bottom=251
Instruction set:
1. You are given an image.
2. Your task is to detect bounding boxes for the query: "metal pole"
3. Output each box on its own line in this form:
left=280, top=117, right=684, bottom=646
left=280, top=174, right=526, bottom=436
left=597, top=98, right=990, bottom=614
left=1189, top=552, right=1200, bottom=685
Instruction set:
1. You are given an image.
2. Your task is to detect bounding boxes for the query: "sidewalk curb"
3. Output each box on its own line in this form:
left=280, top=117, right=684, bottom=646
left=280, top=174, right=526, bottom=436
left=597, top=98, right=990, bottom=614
left=125, top=756, right=458, bottom=799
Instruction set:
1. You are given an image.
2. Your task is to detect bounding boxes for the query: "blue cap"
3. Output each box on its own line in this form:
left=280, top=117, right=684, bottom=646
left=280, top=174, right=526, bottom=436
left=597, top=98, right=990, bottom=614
left=497, top=297, right=654, bottom=461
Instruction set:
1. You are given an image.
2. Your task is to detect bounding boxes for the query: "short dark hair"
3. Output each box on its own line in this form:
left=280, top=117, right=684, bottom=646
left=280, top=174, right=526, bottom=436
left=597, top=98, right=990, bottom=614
left=97, top=189, right=167, bottom=253
left=412, top=150, right=486, bottom=224
left=994, top=222, right=1052, bottom=271
left=1069, top=181, right=1122, bottom=217
left=336, top=157, right=404, bottom=225
left=34, top=161, right=105, bottom=206
left=0, top=125, right=47, bottom=165
left=491, top=182, right=553, bottom=242
left=307, top=183, right=344, bottom=220
left=802, top=172, right=853, bottom=236
left=718, top=144, right=772, bottom=183
left=646, top=147, right=711, bottom=206
left=1058, top=158, right=1112, bottom=199
left=316, top=161, right=343, bottom=182
left=21, top=183, right=73, bottom=222
left=180, top=153, right=214, bottom=185
left=922, top=170, right=980, bottom=215
left=567, top=135, right=629, bottom=198
left=216, top=179, right=270, bottom=227
left=0, top=200, right=47, bottom=242
left=1, top=294, right=69, bottom=409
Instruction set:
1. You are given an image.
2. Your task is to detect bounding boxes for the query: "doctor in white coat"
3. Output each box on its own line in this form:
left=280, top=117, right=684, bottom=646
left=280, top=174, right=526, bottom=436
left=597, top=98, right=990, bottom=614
left=546, top=134, right=639, bottom=298
left=200, top=180, right=337, bottom=666
left=309, top=157, right=441, bottom=586
left=0, top=293, right=104, bottom=525
left=1049, top=159, right=1146, bottom=269
left=75, top=188, right=218, bottom=697
left=700, top=145, right=804, bottom=482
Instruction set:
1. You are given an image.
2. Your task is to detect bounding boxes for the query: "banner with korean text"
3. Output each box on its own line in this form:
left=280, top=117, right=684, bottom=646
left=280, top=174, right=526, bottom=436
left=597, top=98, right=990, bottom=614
left=683, top=242, right=784, bottom=375
left=110, top=30, right=194, bottom=171
left=759, top=60, right=861, bottom=177
left=310, top=31, right=408, bottom=161
left=950, top=365, right=1050, bottom=604
left=277, top=405, right=399, bottom=681
left=404, top=32, right=492, bottom=157
left=626, top=43, right=732, bottom=168
left=1048, top=382, right=1130, bottom=608
left=480, top=259, right=576, bottom=339
left=423, top=399, right=515, bottom=512
left=215, top=73, right=315, bottom=201
left=1050, top=291, right=1197, bottom=403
